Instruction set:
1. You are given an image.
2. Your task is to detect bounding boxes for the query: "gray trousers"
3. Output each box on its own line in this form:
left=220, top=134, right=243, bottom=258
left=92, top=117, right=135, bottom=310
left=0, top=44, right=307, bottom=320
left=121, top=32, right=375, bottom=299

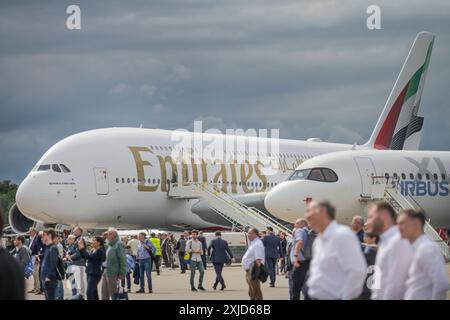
left=190, top=260, right=204, bottom=288
left=101, top=270, right=118, bottom=300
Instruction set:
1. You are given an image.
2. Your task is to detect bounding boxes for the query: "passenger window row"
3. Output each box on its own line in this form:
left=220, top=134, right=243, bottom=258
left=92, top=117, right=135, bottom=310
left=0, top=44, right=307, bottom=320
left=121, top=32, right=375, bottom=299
left=147, top=145, right=313, bottom=159
left=384, top=172, right=450, bottom=181
left=114, top=177, right=278, bottom=188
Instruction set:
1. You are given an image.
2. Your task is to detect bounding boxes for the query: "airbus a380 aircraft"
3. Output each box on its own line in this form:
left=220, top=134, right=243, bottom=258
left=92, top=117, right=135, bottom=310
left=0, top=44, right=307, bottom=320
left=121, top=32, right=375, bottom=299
left=9, top=32, right=435, bottom=233
left=264, top=149, right=450, bottom=228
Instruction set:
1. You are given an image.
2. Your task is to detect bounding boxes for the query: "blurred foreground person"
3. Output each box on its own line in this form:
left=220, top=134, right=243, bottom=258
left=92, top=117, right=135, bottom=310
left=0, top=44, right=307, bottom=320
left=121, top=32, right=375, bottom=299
left=242, top=228, right=266, bottom=300
left=305, top=201, right=367, bottom=300
left=0, top=211, right=24, bottom=299
left=366, top=202, right=413, bottom=300
left=397, top=209, right=449, bottom=300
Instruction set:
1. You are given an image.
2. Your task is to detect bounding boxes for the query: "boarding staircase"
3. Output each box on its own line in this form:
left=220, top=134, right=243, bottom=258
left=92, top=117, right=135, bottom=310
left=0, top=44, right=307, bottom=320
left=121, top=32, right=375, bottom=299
left=167, top=182, right=293, bottom=241
left=360, top=176, right=450, bottom=262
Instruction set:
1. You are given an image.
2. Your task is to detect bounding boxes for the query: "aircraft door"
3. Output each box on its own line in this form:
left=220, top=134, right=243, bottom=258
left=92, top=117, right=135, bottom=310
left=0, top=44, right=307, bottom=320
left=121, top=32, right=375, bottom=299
left=353, top=157, right=376, bottom=197
left=93, top=167, right=109, bottom=195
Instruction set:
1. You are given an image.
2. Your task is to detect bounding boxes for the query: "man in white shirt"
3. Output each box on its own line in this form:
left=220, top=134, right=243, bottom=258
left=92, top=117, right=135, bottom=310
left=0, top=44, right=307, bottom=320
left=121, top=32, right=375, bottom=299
left=366, top=202, right=413, bottom=300
left=186, top=230, right=206, bottom=292
left=242, top=228, right=265, bottom=300
left=397, top=209, right=449, bottom=300
left=305, top=200, right=367, bottom=300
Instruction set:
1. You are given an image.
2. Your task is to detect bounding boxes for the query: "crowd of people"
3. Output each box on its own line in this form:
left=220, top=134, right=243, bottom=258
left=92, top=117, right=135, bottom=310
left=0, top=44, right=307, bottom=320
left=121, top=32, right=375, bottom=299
left=241, top=200, right=449, bottom=300
left=0, top=214, right=237, bottom=300
left=0, top=199, right=449, bottom=300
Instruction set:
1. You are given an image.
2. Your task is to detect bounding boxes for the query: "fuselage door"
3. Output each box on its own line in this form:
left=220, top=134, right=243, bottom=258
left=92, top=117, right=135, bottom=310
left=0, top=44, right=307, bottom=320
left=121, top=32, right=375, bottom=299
left=94, top=167, right=109, bottom=195
left=354, top=157, right=376, bottom=197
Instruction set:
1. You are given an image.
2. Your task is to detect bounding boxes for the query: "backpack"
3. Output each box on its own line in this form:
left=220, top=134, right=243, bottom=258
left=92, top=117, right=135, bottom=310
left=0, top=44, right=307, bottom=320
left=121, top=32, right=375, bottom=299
left=301, top=229, right=317, bottom=261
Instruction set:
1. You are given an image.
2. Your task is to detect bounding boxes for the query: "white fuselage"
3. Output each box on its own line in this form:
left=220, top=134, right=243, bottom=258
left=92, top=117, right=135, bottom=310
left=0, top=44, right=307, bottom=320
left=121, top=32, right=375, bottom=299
left=16, top=128, right=358, bottom=230
left=264, top=150, right=450, bottom=228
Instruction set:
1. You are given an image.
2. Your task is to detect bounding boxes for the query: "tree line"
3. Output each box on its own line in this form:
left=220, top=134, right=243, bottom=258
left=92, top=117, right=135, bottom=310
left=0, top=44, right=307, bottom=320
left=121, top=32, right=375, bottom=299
left=0, top=180, right=18, bottom=225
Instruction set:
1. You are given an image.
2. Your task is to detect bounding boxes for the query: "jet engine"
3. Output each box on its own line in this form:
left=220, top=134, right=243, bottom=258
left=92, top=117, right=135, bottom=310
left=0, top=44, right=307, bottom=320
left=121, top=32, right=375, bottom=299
left=8, top=203, right=38, bottom=234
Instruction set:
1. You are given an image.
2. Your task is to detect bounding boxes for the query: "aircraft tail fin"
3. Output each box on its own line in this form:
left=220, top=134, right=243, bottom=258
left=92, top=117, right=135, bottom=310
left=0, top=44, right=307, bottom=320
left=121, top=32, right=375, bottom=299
left=365, top=32, right=434, bottom=150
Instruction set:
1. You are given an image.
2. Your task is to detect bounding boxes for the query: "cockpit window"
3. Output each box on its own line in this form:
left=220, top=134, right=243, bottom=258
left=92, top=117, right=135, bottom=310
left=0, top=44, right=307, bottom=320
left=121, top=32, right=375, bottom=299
left=288, top=169, right=311, bottom=181
left=288, top=167, right=338, bottom=183
left=308, top=168, right=325, bottom=181
left=34, top=163, right=71, bottom=173
left=37, top=164, right=51, bottom=171
left=60, top=164, right=71, bottom=173
left=322, top=168, right=338, bottom=182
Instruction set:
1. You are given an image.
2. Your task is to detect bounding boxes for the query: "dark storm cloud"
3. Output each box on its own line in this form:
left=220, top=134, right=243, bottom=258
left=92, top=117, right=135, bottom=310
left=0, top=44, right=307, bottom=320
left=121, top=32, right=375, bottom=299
left=1, top=0, right=450, bottom=182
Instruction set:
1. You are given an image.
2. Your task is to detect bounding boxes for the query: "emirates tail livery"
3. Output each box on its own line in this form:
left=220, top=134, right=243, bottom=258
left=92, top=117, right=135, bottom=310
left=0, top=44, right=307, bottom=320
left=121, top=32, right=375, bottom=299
left=10, top=32, right=435, bottom=233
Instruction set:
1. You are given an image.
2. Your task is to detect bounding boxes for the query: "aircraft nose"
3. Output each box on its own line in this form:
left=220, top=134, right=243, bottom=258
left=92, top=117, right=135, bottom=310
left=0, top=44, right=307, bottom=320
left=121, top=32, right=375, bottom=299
left=264, top=181, right=306, bottom=220
left=16, top=176, right=40, bottom=217
left=264, top=185, right=287, bottom=216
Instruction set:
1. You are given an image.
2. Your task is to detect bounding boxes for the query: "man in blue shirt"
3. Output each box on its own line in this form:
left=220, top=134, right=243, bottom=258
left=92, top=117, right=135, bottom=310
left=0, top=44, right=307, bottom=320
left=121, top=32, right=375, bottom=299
left=289, top=219, right=309, bottom=300
left=136, top=232, right=156, bottom=293
left=40, top=228, right=60, bottom=300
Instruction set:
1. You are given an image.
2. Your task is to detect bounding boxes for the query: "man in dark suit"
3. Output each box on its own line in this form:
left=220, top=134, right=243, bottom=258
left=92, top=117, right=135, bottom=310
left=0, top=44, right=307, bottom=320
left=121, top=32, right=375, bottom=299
left=198, top=231, right=208, bottom=270
left=261, top=226, right=281, bottom=287
left=207, top=231, right=234, bottom=290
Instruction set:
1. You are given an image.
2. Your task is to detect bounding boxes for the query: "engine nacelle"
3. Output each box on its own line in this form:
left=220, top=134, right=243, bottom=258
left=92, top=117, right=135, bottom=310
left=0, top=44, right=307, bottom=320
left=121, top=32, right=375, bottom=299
left=8, top=203, right=39, bottom=234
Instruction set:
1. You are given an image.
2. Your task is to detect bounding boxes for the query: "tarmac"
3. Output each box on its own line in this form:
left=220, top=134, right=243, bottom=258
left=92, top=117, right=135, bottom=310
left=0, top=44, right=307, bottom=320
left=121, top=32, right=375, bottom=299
left=26, top=263, right=450, bottom=300
left=26, top=264, right=290, bottom=300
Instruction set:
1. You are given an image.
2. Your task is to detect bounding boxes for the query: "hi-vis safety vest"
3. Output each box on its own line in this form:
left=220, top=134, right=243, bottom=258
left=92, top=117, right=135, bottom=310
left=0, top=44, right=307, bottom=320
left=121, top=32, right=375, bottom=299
left=150, top=237, right=162, bottom=256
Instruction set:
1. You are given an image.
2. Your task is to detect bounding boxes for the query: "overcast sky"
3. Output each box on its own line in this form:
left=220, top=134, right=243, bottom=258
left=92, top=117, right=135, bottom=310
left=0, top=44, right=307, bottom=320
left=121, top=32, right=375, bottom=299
left=1, top=0, right=450, bottom=183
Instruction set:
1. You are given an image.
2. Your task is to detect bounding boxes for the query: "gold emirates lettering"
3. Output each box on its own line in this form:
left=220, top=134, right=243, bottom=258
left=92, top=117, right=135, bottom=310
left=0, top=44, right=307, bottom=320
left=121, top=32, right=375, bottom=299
left=128, top=146, right=271, bottom=193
